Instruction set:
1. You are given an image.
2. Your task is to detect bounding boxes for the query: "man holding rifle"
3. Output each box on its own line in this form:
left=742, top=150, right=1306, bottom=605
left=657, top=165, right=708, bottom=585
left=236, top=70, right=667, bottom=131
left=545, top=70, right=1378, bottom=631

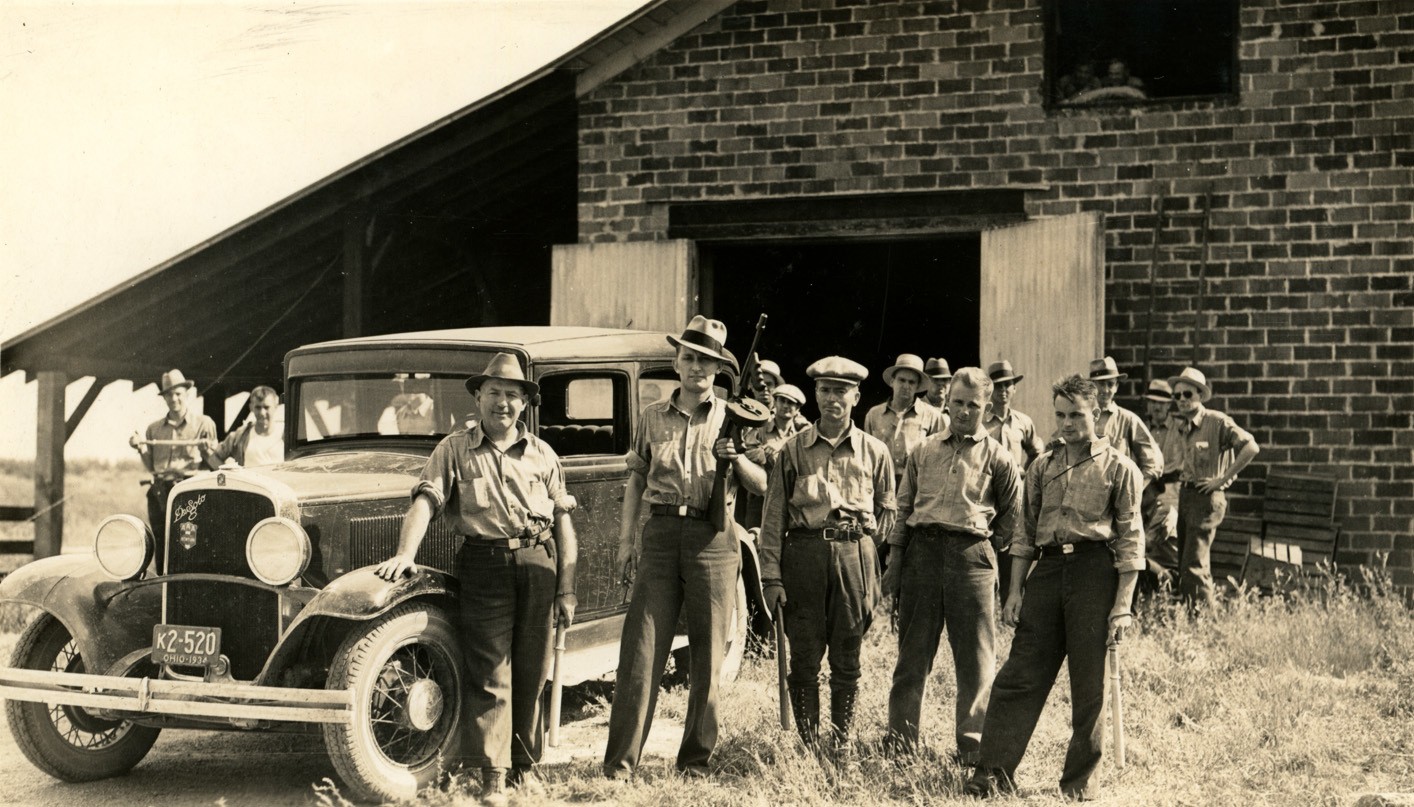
left=129, top=369, right=217, bottom=563
left=603, top=315, right=766, bottom=780
left=965, top=374, right=1142, bottom=801
left=760, top=356, right=895, bottom=750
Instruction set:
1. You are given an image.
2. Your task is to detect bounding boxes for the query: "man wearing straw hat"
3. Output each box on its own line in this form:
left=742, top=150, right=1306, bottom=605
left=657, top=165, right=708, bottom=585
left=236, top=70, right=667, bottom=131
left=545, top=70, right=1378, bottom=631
left=1141, top=378, right=1183, bottom=587
left=865, top=354, right=946, bottom=485
left=373, top=352, right=578, bottom=805
left=1166, top=367, right=1260, bottom=609
left=965, top=374, right=1143, bottom=801
left=604, top=316, right=767, bottom=779
left=129, top=369, right=218, bottom=560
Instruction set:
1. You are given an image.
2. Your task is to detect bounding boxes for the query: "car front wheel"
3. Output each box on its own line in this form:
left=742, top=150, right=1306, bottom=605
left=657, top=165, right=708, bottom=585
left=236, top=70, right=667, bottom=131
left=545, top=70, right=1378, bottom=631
left=5, top=613, right=161, bottom=782
left=322, top=603, right=462, bottom=803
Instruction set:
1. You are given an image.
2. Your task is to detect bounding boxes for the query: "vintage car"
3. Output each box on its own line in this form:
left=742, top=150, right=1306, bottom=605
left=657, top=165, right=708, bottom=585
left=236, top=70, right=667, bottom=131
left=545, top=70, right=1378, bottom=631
left=0, top=326, right=769, bottom=802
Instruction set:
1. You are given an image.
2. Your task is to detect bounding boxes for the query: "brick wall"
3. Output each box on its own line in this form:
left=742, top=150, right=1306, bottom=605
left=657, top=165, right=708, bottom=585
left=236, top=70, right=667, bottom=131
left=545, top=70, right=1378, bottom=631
left=577, top=0, right=1414, bottom=585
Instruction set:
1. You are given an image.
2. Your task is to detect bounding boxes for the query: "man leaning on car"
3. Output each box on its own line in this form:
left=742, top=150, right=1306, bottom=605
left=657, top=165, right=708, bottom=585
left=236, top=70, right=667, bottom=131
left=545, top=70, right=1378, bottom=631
left=374, top=352, right=578, bottom=807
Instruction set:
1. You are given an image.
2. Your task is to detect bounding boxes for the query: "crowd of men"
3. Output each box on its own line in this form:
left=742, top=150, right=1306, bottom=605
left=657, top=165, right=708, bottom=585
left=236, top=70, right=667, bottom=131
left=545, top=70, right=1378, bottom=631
left=132, top=313, right=1258, bottom=804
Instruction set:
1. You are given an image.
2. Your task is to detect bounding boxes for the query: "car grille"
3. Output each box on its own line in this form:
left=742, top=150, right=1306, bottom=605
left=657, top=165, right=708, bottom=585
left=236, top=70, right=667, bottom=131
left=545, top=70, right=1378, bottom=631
left=164, top=489, right=279, bottom=681
left=349, top=514, right=459, bottom=574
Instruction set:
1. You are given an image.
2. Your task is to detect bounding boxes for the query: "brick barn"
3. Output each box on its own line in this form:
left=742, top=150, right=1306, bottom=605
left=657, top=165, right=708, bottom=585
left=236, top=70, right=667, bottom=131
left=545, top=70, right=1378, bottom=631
left=4, top=0, right=1410, bottom=586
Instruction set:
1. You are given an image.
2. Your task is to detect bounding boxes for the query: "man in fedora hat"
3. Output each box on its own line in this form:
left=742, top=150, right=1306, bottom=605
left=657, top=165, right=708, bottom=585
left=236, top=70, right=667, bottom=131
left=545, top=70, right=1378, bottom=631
left=965, top=374, right=1144, bottom=801
left=982, top=359, right=1043, bottom=597
left=882, top=366, right=1022, bottom=765
left=738, top=382, right=810, bottom=529
left=374, top=352, right=578, bottom=805
left=760, top=356, right=895, bottom=749
left=1167, top=367, right=1260, bottom=608
left=129, top=369, right=218, bottom=566
left=604, top=315, right=767, bottom=779
left=922, top=357, right=954, bottom=411
left=1084, top=357, right=1163, bottom=485
left=1141, top=378, right=1182, bottom=588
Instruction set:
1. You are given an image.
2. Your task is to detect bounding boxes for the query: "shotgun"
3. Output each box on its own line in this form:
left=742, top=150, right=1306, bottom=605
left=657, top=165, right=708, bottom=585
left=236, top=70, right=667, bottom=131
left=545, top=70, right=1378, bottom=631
left=707, top=314, right=771, bottom=531
left=775, top=602, right=791, bottom=730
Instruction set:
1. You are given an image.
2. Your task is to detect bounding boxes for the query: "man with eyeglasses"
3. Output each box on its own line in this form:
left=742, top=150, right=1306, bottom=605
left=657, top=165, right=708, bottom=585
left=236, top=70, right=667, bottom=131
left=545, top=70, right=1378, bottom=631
left=1166, top=367, right=1259, bottom=609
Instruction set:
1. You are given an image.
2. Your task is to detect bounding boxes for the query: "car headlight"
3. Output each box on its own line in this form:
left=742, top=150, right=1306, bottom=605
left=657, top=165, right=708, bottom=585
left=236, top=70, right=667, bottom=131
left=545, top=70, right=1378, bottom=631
left=93, top=515, right=153, bottom=581
left=245, top=517, right=311, bottom=586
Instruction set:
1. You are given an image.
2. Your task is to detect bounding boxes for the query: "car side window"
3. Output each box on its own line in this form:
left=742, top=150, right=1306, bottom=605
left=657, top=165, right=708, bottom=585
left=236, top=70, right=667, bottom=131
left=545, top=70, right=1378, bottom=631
left=537, top=372, right=629, bottom=456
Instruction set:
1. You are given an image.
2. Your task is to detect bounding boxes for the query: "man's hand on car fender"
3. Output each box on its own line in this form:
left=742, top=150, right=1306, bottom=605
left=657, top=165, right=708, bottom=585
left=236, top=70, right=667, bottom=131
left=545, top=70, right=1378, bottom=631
left=374, top=554, right=416, bottom=582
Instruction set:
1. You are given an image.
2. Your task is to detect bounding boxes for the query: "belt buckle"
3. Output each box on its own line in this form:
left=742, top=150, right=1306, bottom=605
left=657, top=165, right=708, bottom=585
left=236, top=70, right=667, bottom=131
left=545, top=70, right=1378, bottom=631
left=674, top=505, right=689, bottom=517
left=1060, top=542, right=1075, bottom=555
left=821, top=527, right=838, bottom=541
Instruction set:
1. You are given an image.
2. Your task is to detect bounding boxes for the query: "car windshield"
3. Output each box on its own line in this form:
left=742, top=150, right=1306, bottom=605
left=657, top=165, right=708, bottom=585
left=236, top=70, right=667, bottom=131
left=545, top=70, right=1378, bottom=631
left=294, top=373, right=482, bottom=445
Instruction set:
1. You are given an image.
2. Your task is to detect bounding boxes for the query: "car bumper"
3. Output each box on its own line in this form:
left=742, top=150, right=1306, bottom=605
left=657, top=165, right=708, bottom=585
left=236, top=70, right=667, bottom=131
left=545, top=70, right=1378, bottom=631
left=0, top=666, right=353, bottom=724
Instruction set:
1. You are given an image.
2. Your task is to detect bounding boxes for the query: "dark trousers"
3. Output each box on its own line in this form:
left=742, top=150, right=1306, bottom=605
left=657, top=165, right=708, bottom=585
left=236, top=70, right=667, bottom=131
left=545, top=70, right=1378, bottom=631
left=781, top=534, right=877, bottom=714
left=145, top=479, right=176, bottom=573
left=888, top=530, right=997, bottom=761
left=977, top=547, right=1118, bottom=800
left=1177, top=487, right=1227, bottom=609
left=604, top=516, right=738, bottom=775
left=457, top=540, right=557, bottom=770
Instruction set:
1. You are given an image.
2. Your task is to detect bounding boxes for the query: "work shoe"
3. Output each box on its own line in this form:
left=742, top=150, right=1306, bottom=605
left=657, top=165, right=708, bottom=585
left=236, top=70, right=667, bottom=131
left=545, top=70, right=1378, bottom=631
left=480, top=767, right=509, bottom=807
left=508, top=764, right=543, bottom=794
left=963, top=767, right=1016, bottom=798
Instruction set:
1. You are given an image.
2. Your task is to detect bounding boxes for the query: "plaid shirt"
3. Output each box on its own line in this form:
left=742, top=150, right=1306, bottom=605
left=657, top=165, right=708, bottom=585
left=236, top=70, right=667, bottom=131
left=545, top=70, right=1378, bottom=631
left=1013, top=438, right=1146, bottom=573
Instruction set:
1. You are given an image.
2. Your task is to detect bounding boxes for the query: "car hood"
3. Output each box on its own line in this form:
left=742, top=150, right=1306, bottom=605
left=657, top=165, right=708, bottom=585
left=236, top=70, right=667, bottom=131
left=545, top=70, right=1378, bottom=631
left=237, top=451, right=426, bottom=504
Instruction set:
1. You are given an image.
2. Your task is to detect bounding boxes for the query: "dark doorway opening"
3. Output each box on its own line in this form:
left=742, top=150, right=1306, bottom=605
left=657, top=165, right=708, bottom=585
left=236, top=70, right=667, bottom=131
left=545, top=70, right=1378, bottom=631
left=705, top=237, right=981, bottom=421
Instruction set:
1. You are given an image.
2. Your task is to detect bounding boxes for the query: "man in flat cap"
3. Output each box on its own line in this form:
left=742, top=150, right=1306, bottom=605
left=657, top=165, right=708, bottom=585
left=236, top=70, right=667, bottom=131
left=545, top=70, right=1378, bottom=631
left=739, top=382, right=811, bottom=529
left=982, top=360, right=1044, bottom=598
left=922, top=357, right=954, bottom=412
left=374, top=352, right=577, bottom=805
left=760, top=356, right=896, bottom=750
left=129, top=369, right=218, bottom=567
left=1167, top=367, right=1260, bottom=609
left=965, top=374, right=1144, bottom=801
left=883, top=366, right=1022, bottom=765
left=604, top=316, right=767, bottom=779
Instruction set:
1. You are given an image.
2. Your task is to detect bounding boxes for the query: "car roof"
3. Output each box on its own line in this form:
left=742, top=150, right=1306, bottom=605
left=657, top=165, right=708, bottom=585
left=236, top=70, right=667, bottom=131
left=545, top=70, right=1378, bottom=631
left=289, top=326, right=675, bottom=363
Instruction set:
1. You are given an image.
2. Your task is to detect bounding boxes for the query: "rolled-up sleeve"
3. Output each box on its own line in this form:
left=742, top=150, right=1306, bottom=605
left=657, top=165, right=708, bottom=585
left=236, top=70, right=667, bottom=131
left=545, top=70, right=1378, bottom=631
left=1109, top=459, right=1146, bottom=572
left=412, top=437, right=457, bottom=515
left=872, top=444, right=897, bottom=541
left=626, top=407, right=652, bottom=476
left=542, top=445, right=573, bottom=516
left=1218, top=412, right=1256, bottom=453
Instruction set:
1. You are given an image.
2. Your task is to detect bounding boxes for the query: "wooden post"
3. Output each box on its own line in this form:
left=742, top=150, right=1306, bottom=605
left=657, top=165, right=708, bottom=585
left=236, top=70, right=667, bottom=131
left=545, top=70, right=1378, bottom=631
left=203, top=383, right=227, bottom=439
left=343, top=210, right=369, bottom=338
left=35, top=371, right=66, bottom=559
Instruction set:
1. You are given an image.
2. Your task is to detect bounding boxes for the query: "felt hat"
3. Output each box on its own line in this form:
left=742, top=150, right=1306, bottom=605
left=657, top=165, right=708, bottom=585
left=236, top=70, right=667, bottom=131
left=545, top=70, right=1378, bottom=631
left=1087, top=356, right=1127, bottom=381
left=772, top=384, right=806, bottom=406
left=466, top=352, right=540, bottom=396
left=1167, top=367, right=1212, bottom=402
left=666, top=315, right=731, bottom=364
left=757, top=359, right=784, bottom=387
left=924, top=357, right=953, bottom=381
left=1143, top=379, right=1174, bottom=402
left=806, top=356, right=868, bottom=386
left=882, top=354, right=927, bottom=386
left=158, top=369, right=195, bottom=395
left=986, top=360, right=1023, bottom=385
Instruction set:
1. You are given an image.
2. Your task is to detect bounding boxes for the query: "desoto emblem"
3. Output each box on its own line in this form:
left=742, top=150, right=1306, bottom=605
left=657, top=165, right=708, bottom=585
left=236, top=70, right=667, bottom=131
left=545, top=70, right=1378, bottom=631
left=179, top=521, right=198, bottom=550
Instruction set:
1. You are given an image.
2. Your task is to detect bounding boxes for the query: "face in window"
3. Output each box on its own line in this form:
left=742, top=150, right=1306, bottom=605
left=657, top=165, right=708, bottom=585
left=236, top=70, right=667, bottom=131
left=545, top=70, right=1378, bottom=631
left=475, top=379, right=527, bottom=436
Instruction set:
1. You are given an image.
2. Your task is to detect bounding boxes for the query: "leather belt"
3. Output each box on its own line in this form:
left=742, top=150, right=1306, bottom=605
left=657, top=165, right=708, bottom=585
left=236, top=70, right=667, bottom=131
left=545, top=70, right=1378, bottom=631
left=911, top=523, right=985, bottom=541
left=464, top=530, right=551, bottom=550
left=787, top=526, right=865, bottom=543
left=1035, top=540, right=1111, bottom=559
left=649, top=503, right=709, bottom=521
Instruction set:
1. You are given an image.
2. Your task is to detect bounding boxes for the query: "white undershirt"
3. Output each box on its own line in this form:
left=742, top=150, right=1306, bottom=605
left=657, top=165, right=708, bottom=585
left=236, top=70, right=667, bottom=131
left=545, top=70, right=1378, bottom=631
left=243, top=430, right=284, bottom=467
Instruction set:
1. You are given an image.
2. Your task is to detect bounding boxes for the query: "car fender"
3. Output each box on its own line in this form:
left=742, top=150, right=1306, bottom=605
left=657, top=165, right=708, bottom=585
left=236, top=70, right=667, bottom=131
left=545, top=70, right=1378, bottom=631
left=0, top=554, right=161, bottom=676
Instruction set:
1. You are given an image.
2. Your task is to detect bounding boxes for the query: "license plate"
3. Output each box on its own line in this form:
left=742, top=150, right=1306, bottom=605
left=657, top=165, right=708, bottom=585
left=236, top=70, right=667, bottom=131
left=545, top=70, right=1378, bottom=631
left=151, top=624, right=222, bottom=668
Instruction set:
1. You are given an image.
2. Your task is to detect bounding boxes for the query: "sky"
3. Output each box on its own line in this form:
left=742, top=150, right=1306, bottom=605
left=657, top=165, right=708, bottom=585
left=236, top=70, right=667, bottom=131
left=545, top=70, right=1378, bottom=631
left=0, top=0, right=646, bottom=460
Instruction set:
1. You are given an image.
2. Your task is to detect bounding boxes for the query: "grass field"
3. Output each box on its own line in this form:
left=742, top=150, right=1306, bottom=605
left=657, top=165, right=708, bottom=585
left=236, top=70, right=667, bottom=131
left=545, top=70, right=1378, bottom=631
left=1, top=463, right=1411, bottom=805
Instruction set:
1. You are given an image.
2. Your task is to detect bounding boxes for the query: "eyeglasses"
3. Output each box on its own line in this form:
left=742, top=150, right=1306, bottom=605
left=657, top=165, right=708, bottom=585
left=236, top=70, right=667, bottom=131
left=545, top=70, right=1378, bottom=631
left=1171, top=390, right=1197, bottom=400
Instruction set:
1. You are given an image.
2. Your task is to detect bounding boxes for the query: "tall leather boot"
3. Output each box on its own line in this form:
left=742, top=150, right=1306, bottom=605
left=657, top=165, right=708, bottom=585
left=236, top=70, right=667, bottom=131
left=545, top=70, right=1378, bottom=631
left=790, top=684, right=820, bottom=747
left=829, top=685, right=858, bottom=751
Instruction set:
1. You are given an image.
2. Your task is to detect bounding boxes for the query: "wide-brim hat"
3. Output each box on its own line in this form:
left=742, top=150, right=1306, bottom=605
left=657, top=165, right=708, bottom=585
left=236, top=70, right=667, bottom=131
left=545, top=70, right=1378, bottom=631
left=1167, top=367, right=1212, bottom=402
left=807, top=356, right=868, bottom=386
left=666, top=315, right=732, bottom=364
left=159, top=369, right=195, bottom=395
left=1143, top=379, right=1173, bottom=402
left=882, top=354, right=927, bottom=386
left=772, top=383, right=806, bottom=406
left=987, top=360, right=1023, bottom=384
left=466, top=352, right=540, bottom=397
left=757, top=359, right=784, bottom=387
left=924, top=357, right=953, bottom=380
left=1088, top=356, right=1127, bottom=381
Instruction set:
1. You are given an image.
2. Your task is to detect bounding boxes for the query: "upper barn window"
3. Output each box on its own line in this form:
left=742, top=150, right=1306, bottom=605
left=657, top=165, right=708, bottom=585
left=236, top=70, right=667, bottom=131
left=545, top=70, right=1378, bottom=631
left=1046, top=0, right=1239, bottom=108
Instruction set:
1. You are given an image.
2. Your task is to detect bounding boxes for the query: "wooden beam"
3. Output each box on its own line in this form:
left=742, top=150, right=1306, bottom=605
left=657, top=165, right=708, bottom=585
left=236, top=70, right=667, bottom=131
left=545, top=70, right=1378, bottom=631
left=0, top=507, right=35, bottom=522
left=0, top=540, right=36, bottom=555
left=65, top=377, right=111, bottom=442
left=34, top=371, right=65, bottom=559
left=203, top=384, right=228, bottom=440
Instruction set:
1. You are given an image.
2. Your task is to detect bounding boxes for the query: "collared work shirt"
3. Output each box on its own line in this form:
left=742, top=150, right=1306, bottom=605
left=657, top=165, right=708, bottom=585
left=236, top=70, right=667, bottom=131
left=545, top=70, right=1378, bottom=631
left=743, top=413, right=811, bottom=470
left=1151, top=417, right=1186, bottom=477
left=759, top=423, right=897, bottom=582
left=413, top=424, right=570, bottom=539
left=1172, top=407, right=1256, bottom=490
left=143, top=413, right=218, bottom=480
left=1097, top=402, right=1164, bottom=484
left=1013, top=438, right=1145, bottom=573
left=627, top=390, right=734, bottom=511
left=864, top=398, right=945, bottom=478
left=984, top=408, right=1044, bottom=471
left=890, top=429, right=1023, bottom=548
